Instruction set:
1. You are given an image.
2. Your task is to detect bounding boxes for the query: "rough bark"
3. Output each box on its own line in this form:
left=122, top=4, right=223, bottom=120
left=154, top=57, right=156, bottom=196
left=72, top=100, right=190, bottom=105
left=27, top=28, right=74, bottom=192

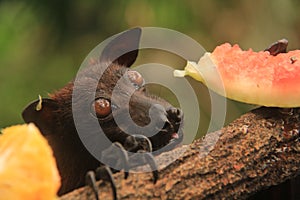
left=60, top=107, right=300, bottom=200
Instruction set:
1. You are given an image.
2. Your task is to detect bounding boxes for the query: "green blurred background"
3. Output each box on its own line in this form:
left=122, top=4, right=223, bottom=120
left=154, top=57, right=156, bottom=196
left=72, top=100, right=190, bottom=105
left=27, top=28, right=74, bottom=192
left=1, top=0, right=300, bottom=138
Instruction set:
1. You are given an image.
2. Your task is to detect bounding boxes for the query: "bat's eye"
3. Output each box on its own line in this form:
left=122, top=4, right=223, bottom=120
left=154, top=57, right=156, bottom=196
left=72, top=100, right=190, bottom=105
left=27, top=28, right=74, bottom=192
left=92, top=98, right=111, bottom=118
left=127, top=70, right=145, bottom=88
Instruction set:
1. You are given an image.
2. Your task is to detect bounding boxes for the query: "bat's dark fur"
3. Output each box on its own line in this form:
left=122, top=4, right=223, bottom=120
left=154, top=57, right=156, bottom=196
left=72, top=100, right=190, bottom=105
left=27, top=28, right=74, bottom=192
left=22, top=28, right=183, bottom=195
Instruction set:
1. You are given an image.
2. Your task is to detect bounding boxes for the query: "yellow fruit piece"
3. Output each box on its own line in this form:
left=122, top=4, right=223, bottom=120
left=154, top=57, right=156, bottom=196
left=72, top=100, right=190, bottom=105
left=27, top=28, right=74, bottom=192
left=0, top=124, right=61, bottom=200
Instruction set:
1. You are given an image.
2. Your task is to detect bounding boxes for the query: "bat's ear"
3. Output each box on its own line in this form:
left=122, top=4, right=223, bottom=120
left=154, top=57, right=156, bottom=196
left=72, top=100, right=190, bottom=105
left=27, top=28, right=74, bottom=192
left=100, top=27, right=142, bottom=68
left=22, top=98, right=59, bottom=136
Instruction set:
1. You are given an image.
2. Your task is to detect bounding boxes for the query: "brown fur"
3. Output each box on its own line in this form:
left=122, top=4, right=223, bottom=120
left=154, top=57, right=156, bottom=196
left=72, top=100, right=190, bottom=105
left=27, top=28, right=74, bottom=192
left=22, top=28, right=183, bottom=195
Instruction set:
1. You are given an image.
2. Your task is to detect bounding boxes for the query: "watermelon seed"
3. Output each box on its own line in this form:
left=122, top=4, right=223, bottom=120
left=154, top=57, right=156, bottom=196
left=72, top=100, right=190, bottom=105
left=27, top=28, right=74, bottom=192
left=290, top=56, right=297, bottom=64
left=265, top=38, right=288, bottom=56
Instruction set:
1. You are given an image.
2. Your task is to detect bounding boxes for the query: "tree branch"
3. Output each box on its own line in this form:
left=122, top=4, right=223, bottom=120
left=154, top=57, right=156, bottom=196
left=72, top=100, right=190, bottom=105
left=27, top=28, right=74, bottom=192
left=60, top=107, right=300, bottom=199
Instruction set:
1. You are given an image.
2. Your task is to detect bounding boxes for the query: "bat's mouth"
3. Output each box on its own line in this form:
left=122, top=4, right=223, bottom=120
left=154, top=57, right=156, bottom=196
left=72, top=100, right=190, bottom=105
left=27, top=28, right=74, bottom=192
left=107, top=105, right=184, bottom=154
left=151, top=129, right=184, bottom=153
left=149, top=107, right=184, bottom=153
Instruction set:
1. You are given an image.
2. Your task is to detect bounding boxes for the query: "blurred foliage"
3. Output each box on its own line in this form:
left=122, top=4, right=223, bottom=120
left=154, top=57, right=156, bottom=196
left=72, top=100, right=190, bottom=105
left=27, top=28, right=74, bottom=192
left=1, top=0, right=300, bottom=139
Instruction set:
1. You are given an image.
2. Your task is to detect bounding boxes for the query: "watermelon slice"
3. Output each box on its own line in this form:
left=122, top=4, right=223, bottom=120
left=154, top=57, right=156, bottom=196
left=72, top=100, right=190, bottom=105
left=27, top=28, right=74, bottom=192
left=174, top=39, right=300, bottom=108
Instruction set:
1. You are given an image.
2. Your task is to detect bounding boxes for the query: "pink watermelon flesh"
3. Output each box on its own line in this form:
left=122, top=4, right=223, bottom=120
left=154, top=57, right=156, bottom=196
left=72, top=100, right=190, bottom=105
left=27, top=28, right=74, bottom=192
left=208, top=43, right=300, bottom=107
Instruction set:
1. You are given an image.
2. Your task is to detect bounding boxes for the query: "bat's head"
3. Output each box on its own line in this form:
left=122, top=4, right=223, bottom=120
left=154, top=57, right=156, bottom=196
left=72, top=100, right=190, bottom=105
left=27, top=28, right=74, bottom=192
left=22, top=28, right=184, bottom=155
